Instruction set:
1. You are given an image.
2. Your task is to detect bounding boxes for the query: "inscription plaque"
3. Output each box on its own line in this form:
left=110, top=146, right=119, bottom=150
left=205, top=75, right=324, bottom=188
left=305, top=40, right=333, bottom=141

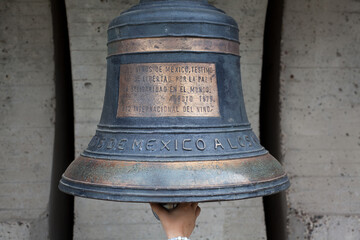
left=117, top=63, right=220, bottom=117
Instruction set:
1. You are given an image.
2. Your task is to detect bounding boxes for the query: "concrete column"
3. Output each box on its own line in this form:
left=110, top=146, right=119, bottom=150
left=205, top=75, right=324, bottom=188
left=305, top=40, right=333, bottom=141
left=0, top=0, right=55, bottom=239
left=66, top=0, right=268, bottom=239
left=280, top=0, right=360, bottom=239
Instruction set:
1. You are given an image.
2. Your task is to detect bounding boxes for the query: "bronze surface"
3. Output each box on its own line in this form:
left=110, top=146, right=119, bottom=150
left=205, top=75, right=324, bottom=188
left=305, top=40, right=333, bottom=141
left=63, top=153, right=286, bottom=189
left=117, top=63, right=220, bottom=117
left=59, top=0, right=290, bottom=203
left=108, top=37, right=240, bottom=56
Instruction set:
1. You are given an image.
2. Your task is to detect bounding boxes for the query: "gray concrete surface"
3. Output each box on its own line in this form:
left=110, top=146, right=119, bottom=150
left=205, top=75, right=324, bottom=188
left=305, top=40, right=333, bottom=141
left=65, top=0, right=268, bottom=239
left=1, top=0, right=359, bottom=239
left=280, top=0, right=360, bottom=239
left=0, top=0, right=54, bottom=239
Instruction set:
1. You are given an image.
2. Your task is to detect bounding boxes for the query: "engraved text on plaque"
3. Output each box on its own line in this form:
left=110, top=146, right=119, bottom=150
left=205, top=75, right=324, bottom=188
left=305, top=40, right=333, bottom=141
left=117, top=63, right=219, bottom=117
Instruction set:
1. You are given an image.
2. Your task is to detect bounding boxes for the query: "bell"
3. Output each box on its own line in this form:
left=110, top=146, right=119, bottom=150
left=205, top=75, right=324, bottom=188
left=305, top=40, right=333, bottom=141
left=59, top=0, right=289, bottom=203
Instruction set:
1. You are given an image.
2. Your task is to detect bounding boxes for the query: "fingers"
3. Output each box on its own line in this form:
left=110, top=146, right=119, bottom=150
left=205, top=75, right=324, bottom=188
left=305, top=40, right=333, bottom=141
left=151, top=202, right=200, bottom=219
left=191, top=202, right=198, bottom=210
left=150, top=203, right=168, bottom=219
left=177, top=203, right=199, bottom=215
left=178, top=203, right=191, bottom=208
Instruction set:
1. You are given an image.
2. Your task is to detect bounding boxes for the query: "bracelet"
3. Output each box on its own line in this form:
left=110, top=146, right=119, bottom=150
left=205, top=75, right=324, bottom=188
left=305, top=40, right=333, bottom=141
left=168, top=237, right=190, bottom=240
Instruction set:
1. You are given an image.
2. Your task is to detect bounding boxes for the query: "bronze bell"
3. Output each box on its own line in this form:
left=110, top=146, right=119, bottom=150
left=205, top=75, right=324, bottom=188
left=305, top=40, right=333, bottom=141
left=59, top=0, right=289, bottom=203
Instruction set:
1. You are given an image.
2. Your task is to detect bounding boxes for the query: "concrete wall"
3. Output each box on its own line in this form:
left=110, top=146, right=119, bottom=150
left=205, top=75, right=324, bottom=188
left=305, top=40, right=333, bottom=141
left=1, top=0, right=359, bottom=239
left=0, top=0, right=54, bottom=239
left=65, top=0, right=268, bottom=239
left=280, top=0, right=360, bottom=239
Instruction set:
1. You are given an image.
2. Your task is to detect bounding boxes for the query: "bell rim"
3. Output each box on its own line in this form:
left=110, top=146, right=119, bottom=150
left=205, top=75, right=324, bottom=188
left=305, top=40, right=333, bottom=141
left=59, top=153, right=289, bottom=202
left=59, top=174, right=289, bottom=203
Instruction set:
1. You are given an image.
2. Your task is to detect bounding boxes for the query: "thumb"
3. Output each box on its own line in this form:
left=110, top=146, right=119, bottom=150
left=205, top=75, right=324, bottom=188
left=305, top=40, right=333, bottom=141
left=195, top=206, right=201, bottom=218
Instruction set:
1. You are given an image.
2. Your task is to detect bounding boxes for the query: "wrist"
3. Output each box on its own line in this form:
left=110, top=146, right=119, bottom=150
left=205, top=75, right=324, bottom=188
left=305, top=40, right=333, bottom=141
left=166, top=230, right=189, bottom=239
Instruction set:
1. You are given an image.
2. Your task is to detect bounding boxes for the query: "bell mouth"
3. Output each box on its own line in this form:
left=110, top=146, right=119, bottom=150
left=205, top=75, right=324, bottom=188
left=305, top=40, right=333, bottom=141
left=59, top=153, right=289, bottom=203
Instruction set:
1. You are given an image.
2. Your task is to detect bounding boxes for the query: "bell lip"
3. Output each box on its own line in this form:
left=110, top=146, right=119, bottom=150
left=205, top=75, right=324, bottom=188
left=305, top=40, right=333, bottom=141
left=59, top=174, right=289, bottom=203
left=58, top=153, right=290, bottom=203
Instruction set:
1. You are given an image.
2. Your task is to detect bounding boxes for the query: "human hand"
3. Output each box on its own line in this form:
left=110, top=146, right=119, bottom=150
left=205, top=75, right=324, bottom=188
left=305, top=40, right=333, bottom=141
left=150, top=203, right=201, bottom=239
